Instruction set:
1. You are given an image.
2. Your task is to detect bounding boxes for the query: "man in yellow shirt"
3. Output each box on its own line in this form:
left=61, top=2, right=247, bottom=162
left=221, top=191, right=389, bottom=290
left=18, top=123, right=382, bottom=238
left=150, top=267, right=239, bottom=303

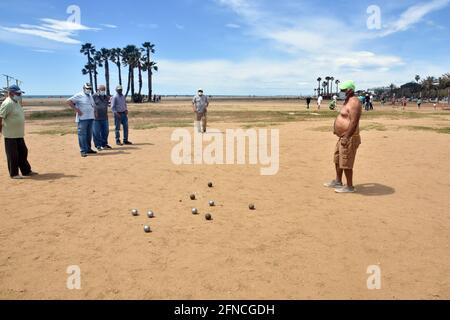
left=0, top=85, right=37, bottom=179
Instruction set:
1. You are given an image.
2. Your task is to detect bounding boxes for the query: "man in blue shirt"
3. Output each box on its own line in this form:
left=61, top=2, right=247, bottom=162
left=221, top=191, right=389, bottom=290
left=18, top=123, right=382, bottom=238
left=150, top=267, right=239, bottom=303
left=111, top=85, right=132, bottom=145
left=67, top=83, right=97, bottom=157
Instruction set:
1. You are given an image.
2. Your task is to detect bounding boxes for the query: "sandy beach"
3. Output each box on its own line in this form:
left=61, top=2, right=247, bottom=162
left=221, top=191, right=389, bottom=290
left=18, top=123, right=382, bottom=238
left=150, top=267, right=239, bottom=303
left=0, top=99, right=449, bottom=299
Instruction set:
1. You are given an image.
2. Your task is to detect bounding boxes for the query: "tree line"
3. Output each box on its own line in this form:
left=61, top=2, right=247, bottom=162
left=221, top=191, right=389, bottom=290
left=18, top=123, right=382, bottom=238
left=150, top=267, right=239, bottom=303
left=373, top=73, right=450, bottom=100
left=315, top=76, right=340, bottom=97
left=80, top=42, right=158, bottom=102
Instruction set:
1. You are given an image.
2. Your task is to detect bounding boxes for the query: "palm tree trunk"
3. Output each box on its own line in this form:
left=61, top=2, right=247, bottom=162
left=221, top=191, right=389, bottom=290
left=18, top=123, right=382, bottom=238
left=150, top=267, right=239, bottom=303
left=138, top=63, right=143, bottom=96
left=147, top=51, right=151, bottom=102
left=93, top=62, right=98, bottom=92
left=125, top=66, right=131, bottom=97
left=105, top=60, right=110, bottom=96
left=131, top=68, right=135, bottom=97
left=116, top=62, right=122, bottom=86
left=87, top=53, right=93, bottom=86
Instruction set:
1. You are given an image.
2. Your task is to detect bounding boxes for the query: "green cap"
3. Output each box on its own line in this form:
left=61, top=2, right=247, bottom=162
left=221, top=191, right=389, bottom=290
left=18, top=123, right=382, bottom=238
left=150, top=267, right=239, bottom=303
left=340, top=80, right=356, bottom=92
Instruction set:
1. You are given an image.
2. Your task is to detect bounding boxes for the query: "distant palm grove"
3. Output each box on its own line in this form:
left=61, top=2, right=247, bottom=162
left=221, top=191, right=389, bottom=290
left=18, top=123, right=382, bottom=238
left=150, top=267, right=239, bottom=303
left=80, top=42, right=158, bottom=103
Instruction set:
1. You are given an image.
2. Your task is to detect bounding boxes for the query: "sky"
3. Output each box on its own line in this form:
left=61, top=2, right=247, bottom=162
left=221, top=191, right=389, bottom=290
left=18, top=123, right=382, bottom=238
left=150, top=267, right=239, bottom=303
left=0, top=0, right=449, bottom=95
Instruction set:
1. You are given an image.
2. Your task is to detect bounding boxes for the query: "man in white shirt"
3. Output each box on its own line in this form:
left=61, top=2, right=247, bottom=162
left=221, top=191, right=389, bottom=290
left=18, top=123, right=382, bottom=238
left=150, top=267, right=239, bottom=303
left=67, top=83, right=96, bottom=157
left=192, top=88, right=209, bottom=133
left=317, top=95, right=323, bottom=110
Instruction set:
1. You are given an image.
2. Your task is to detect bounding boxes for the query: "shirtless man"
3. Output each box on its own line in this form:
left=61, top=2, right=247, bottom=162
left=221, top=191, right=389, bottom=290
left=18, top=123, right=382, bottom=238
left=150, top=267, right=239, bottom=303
left=324, top=80, right=362, bottom=193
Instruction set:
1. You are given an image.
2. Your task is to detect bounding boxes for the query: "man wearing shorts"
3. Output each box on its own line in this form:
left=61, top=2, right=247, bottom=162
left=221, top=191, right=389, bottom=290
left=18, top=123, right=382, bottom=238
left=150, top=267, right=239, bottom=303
left=324, top=80, right=362, bottom=193
left=192, top=88, right=209, bottom=133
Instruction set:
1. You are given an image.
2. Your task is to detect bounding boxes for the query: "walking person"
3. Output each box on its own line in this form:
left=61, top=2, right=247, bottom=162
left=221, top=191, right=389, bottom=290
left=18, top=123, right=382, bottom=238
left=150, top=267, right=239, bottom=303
left=306, top=97, right=311, bottom=109
left=111, top=85, right=132, bottom=146
left=417, top=97, right=422, bottom=109
left=67, top=83, right=97, bottom=157
left=93, top=85, right=112, bottom=151
left=0, top=85, right=38, bottom=179
left=317, top=95, right=323, bottom=110
left=192, top=88, right=209, bottom=133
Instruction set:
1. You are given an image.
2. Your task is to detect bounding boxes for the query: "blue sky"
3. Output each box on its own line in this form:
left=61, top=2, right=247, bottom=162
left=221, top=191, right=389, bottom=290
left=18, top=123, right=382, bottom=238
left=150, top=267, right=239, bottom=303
left=0, top=0, right=449, bottom=95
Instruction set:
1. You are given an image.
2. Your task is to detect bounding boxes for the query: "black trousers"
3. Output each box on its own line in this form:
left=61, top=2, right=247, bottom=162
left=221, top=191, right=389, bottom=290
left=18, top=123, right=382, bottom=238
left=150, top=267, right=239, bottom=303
left=4, top=138, right=32, bottom=177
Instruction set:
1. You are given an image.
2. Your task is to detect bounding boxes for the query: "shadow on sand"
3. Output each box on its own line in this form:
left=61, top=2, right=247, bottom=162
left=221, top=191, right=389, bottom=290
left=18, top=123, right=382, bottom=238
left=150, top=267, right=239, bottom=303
left=29, top=173, right=78, bottom=181
left=355, top=183, right=395, bottom=196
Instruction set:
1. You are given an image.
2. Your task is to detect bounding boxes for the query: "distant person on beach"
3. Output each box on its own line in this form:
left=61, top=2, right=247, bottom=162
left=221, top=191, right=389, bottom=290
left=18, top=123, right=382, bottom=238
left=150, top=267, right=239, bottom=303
left=111, top=85, right=132, bottom=146
left=93, top=85, right=112, bottom=151
left=402, top=96, right=407, bottom=110
left=0, top=85, right=38, bottom=179
left=317, top=95, right=323, bottom=110
left=192, top=88, right=209, bottom=133
left=417, top=98, right=422, bottom=109
left=67, top=83, right=97, bottom=158
left=306, top=97, right=311, bottom=109
left=324, top=80, right=362, bottom=194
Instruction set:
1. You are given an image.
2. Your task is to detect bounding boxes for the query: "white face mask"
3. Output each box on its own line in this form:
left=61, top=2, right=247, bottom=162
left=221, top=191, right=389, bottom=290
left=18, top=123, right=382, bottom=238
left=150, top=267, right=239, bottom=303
left=99, top=91, right=106, bottom=96
left=198, top=92, right=203, bottom=96
left=84, top=89, right=92, bottom=95
left=12, top=95, right=22, bottom=104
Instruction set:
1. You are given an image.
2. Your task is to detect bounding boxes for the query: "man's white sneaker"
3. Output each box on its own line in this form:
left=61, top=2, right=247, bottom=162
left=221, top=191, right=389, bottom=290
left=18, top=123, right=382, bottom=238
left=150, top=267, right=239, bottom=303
left=335, top=186, right=356, bottom=193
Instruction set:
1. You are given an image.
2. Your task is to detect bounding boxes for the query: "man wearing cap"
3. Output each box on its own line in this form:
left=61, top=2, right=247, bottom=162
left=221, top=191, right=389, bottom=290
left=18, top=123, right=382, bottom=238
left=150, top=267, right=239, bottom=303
left=67, top=83, right=97, bottom=157
left=111, top=85, right=132, bottom=145
left=192, top=88, right=209, bottom=133
left=324, top=80, right=362, bottom=193
left=0, top=85, right=37, bottom=179
left=93, top=85, right=112, bottom=151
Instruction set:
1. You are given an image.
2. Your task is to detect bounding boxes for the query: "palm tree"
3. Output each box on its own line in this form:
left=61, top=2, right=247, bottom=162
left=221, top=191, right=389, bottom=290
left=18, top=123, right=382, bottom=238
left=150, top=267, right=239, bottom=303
left=325, top=76, right=331, bottom=96
left=97, top=48, right=111, bottom=95
left=92, top=50, right=101, bottom=91
left=122, top=45, right=141, bottom=98
left=317, top=77, right=322, bottom=96
left=110, top=48, right=123, bottom=86
left=330, top=77, right=335, bottom=95
left=142, top=42, right=156, bottom=102
left=80, top=43, right=96, bottom=85
left=335, top=79, right=340, bottom=94
left=415, top=75, right=421, bottom=98
left=322, top=81, right=327, bottom=96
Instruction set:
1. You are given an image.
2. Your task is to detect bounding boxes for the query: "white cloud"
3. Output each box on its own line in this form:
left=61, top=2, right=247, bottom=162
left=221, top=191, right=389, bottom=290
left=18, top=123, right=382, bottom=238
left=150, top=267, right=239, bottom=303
left=1, top=18, right=99, bottom=45
left=225, top=23, right=241, bottom=29
left=381, top=0, right=450, bottom=36
left=100, top=24, right=118, bottom=29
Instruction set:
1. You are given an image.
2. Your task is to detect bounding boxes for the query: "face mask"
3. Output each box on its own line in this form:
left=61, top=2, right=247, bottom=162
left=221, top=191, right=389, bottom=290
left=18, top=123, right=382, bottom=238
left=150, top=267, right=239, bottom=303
left=84, top=89, right=92, bottom=95
left=12, top=95, right=22, bottom=104
left=198, top=92, right=203, bottom=96
left=99, top=91, right=106, bottom=96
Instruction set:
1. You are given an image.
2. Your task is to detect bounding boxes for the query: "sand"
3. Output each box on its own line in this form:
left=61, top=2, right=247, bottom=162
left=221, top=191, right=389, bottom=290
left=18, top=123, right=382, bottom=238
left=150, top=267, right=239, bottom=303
left=0, top=100, right=449, bottom=299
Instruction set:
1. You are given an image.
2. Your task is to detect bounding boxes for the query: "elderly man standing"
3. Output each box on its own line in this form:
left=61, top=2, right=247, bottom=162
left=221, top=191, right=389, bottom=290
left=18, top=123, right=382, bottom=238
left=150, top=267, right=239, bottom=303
left=192, top=88, right=209, bottom=133
left=0, top=85, right=37, bottom=179
left=111, top=85, right=132, bottom=146
left=324, top=80, right=362, bottom=193
left=93, top=85, right=112, bottom=151
left=67, top=83, right=97, bottom=157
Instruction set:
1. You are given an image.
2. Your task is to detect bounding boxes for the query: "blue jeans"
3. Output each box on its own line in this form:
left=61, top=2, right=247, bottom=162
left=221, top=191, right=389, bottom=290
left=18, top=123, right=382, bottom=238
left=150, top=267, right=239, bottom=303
left=114, top=112, right=129, bottom=143
left=77, top=119, right=93, bottom=154
left=93, top=119, right=109, bottom=148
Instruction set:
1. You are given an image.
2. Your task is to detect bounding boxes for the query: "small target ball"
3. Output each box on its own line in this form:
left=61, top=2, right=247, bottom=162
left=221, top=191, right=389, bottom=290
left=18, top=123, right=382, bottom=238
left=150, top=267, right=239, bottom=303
left=190, top=194, right=196, bottom=200
left=205, top=213, right=212, bottom=220
left=147, top=211, right=155, bottom=218
left=144, top=225, right=151, bottom=233
left=131, top=209, right=139, bottom=216
left=209, top=200, right=215, bottom=206
left=249, top=204, right=255, bottom=210
left=208, top=182, right=213, bottom=188
left=192, top=208, right=198, bottom=215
